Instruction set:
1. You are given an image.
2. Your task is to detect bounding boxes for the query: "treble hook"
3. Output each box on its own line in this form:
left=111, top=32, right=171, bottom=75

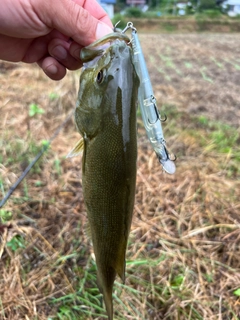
left=160, top=114, right=167, bottom=122
left=169, top=153, right=177, bottom=162
left=113, top=21, right=121, bottom=32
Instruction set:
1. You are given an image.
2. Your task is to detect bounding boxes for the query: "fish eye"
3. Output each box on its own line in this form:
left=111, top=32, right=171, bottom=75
left=96, top=70, right=104, bottom=84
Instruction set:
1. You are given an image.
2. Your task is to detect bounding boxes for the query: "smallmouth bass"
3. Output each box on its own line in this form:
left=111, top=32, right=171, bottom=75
left=69, top=33, right=139, bottom=319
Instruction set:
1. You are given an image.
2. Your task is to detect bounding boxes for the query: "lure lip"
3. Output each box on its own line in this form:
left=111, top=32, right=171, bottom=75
left=159, top=158, right=176, bottom=174
left=155, top=144, right=176, bottom=174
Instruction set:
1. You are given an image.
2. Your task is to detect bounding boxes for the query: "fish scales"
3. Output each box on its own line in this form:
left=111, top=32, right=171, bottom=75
left=74, top=34, right=139, bottom=319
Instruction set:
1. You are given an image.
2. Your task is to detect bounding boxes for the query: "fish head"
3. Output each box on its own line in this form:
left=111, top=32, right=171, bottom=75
left=75, top=33, right=139, bottom=139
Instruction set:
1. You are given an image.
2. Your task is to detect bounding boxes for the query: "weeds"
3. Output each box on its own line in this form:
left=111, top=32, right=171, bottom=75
left=29, top=103, right=45, bottom=117
left=199, top=67, right=213, bottom=83
left=6, top=235, right=26, bottom=252
left=1, top=135, right=47, bottom=171
left=233, top=288, right=240, bottom=296
left=49, top=92, right=60, bottom=101
left=0, top=209, right=12, bottom=222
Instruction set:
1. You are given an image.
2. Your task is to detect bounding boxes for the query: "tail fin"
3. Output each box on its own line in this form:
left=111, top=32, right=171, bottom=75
left=115, top=253, right=126, bottom=284
left=97, top=267, right=116, bottom=320
left=103, top=287, right=113, bottom=320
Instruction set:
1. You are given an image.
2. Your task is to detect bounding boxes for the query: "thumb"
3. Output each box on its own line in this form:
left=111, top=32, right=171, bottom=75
left=38, top=0, right=113, bottom=46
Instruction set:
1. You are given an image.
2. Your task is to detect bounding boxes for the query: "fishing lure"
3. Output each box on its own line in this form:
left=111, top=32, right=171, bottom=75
left=122, top=22, right=176, bottom=174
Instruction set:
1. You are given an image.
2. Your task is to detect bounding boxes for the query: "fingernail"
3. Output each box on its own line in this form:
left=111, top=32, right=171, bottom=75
left=45, top=64, right=58, bottom=75
left=73, top=47, right=81, bottom=59
left=52, top=46, right=67, bottom=60
left=96, top=22, right=113, bottom=39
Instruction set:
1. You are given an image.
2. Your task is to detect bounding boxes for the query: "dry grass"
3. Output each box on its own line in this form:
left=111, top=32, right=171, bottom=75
left=0, top=33, right=240, bottom=320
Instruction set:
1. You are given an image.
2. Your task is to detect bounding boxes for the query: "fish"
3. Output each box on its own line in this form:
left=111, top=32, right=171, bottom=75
left=68, top=32, right=139, bottom=319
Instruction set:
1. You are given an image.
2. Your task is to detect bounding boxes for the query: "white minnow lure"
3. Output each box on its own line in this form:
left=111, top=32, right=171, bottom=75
left=121, top=22, right=176, bottom=174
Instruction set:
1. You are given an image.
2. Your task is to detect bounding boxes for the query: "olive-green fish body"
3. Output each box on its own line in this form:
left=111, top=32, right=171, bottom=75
left=74, top=35, right=139, bottom=319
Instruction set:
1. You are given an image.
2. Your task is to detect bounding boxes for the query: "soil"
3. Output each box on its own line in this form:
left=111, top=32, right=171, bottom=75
left=139, top=33, right=240, bottom=127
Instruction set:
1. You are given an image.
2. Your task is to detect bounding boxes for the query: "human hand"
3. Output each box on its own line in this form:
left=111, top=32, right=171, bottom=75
left=0, top=0, right=113, bottom=80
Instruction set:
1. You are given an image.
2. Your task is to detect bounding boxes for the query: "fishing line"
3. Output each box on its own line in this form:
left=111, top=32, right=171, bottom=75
left=0, top=110, right=74, bottom=208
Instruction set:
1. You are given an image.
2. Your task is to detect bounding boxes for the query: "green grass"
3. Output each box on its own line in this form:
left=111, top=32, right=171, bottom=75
left=6, top=235, right=26, bottom=252
left=188, top=115, right=240, bottom=177
left=197, top=116, right=240, bottom=153
left=0, top=209, right=12, bottom=222
left=184, top=62, right=193, bottom=69
left=211, top=57, right=224, bottom=69
left=199, top=67, right=214, bottom=83
left=29, top=103, right=45, bottom=117
left=233, top=288, right=240, bottom=296
left=0, top=135, right=46, bottom=170
left=49, top=92, right=60, bottom=101
left=50, top=258, right=107, bottom=319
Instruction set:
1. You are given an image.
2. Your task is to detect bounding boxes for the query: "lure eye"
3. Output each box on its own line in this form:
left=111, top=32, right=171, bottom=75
left=96, top=70, right=104, bottom=84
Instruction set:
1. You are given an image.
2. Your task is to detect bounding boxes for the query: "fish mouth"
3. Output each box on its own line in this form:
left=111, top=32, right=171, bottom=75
left=80, top=32, right=131, bottom=66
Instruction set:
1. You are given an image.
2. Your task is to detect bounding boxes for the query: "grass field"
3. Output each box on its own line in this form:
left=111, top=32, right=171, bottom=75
left=0, top=33, right=240, bottom=320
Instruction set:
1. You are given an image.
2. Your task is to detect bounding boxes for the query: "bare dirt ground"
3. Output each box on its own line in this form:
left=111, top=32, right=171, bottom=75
left=143, top=33, right=240, bottom=127
left=0, top=33, right=240, bottom=320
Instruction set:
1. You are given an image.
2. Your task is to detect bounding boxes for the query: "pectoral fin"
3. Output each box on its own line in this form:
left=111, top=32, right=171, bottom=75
left=66, top=138, right=84, bottom=158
